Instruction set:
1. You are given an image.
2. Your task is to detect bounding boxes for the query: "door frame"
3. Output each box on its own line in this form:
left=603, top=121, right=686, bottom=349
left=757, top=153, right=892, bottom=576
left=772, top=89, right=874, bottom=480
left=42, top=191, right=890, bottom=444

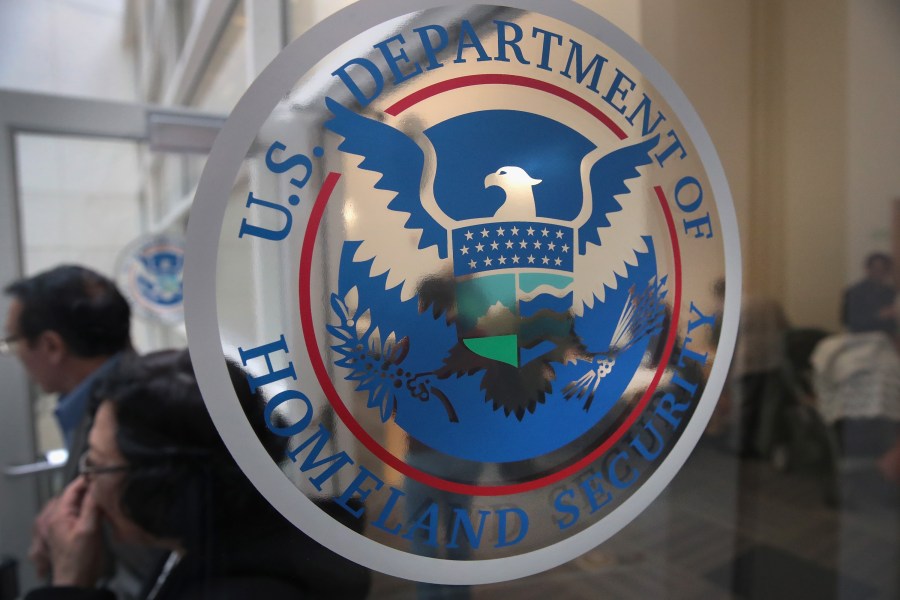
left=0, top=87, right=223, bottom=587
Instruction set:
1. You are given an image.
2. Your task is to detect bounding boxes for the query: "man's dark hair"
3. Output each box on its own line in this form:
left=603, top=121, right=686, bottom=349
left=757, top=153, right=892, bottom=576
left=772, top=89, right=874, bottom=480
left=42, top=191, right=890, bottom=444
left=865, top=252, right=892, bottom=270
left=4, top=265, right=131, bottom=357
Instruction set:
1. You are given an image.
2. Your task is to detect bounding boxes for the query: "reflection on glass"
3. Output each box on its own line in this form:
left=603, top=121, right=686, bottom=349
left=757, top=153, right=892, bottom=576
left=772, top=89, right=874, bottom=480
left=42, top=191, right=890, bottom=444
left=288, top=0, right=358, bottom=39
left=188, top=2, right=247, bottom=114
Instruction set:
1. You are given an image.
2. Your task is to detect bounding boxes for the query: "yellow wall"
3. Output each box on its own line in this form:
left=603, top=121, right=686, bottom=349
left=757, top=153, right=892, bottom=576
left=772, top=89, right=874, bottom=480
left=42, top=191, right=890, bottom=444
left=846, top=0, right=900, bottom=281
left=628, top=0, right=898, bottom=332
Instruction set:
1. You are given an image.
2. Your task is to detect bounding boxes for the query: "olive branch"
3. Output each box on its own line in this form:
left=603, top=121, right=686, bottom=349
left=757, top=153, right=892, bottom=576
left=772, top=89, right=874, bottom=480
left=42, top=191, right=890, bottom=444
left=328, top=287, right=458, bottom=423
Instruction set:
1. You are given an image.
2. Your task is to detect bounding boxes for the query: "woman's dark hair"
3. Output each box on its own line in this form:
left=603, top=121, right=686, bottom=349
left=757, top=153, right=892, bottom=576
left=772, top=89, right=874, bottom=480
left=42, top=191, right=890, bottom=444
left=91, top=349, right=284, bottom=551
left=90, top=350, right=372, bottom=598
left=4, top=265, right=131, bottom=357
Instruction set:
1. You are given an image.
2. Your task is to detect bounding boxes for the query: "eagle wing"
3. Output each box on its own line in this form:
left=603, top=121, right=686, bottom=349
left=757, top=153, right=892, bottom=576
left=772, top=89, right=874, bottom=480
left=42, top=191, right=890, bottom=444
left=324, top=98, right=450, bottom=301
left=573, top=134, right=660, bottom=316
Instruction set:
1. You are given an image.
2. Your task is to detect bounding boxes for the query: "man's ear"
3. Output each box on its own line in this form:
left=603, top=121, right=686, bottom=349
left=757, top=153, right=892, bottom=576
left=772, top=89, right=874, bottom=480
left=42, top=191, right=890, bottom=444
left=38, top=330, right=68, bottom=365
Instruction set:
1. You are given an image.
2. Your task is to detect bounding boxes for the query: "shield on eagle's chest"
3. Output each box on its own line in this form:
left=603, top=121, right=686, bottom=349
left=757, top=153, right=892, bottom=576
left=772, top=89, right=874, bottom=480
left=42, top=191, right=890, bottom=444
left=424, top=110, right=594, bottom=368
left=451, top=222, right=576, bottom=367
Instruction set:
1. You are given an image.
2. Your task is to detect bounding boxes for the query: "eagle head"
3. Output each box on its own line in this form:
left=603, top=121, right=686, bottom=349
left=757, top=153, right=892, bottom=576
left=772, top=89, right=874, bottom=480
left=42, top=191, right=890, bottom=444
left=485, top=166, right=542, bottom=219
left=484, top=166, right=542, bottom=192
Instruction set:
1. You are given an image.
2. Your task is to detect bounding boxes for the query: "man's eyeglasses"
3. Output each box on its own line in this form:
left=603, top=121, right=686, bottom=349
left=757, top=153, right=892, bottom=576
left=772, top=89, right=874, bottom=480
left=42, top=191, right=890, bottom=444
left=78, top=452, right=130, bottom=478
left=0, top=335, right=21, bottom=355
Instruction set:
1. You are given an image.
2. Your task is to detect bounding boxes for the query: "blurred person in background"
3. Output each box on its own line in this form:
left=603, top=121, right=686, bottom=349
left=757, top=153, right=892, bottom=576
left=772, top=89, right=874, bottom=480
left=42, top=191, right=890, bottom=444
left=813, top=251, right=900, bottom=507
left=842, top=252, right=897, bottom=339
left=730, top=295, right=791, bottom=459
left=2, top=265, right=137, bottom=584
left=25, top=350, right=370, bottom=599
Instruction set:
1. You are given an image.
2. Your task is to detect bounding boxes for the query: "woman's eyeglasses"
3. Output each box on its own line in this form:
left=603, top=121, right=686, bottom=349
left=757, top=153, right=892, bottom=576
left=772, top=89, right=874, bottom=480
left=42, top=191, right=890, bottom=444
left=78, top=452, right=130, bottom=478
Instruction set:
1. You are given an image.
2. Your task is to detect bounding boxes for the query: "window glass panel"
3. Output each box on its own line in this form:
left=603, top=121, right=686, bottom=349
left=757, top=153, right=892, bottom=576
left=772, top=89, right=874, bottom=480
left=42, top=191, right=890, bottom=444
left=15, top=135, right=143, bottom=277
left=188, top=2, right=247, bottom=114
left=13, top=134, right=191, bottom=455
left=0, top=0, right=136, bottom=101
left=1, top=2, right=897, bottom=599
left=14, top=134, right=140, bottom=455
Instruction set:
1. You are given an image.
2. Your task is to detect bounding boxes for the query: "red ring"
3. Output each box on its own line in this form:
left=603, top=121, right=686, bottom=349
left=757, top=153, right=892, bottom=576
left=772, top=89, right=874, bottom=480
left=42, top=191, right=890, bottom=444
left=299, top=78, right=682, bottom=496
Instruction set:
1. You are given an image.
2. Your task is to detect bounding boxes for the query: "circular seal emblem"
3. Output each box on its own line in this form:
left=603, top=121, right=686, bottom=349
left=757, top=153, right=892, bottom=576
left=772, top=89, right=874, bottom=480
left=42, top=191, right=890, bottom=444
left=185, top=0, right=741, bottom=584
left=116, top=233, right=185, bottom=324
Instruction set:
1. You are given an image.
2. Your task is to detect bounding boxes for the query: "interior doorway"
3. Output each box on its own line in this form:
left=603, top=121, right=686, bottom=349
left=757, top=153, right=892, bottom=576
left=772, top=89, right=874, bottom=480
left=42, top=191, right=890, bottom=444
left=0, top=88, right=223, bottom=591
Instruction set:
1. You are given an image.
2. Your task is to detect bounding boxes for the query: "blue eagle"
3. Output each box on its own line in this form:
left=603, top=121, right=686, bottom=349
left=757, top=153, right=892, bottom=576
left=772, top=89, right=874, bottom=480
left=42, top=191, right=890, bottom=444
left=323, top=96, right=667, bottom=421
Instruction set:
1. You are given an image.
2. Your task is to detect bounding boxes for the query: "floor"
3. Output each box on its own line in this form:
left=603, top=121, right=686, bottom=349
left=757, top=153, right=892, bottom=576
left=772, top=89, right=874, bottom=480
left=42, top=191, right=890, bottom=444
left=368, top=440, right=900, bottom=599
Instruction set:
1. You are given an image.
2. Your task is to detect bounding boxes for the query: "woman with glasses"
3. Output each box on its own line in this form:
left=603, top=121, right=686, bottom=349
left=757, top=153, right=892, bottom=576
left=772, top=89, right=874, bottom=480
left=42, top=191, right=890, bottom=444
left=25, top=350, right=370, bottom=599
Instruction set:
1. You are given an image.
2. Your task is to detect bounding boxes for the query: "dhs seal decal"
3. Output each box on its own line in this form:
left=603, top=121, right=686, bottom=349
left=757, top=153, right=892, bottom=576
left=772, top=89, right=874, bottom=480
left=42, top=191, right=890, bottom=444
left=185, top=0, right=740, bottom=584
left=116, top=233, right=185, bottom=325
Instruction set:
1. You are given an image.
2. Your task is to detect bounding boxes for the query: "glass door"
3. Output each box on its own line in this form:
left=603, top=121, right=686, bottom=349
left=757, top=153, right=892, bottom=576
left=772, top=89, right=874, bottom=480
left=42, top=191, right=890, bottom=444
left=0, top=89, right=222, bottom=593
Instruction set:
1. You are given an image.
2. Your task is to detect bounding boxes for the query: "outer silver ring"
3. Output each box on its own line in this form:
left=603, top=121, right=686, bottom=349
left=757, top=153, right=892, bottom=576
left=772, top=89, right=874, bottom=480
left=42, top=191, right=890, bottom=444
left=185, top=0, right=742, bottom=584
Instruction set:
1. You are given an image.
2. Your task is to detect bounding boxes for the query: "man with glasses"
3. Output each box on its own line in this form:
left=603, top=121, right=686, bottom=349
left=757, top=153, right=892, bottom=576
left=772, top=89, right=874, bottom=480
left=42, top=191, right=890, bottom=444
left=3, top=265, right=131, bottom=453
left=3, top=265, right=132, bottom=582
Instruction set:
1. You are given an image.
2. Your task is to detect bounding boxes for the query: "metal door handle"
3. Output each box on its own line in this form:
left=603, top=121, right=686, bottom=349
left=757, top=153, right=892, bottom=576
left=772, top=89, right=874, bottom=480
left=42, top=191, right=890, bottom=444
left=4, top=461, right=64, bottom=478
left=4, top=449, right=68, bottom=478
